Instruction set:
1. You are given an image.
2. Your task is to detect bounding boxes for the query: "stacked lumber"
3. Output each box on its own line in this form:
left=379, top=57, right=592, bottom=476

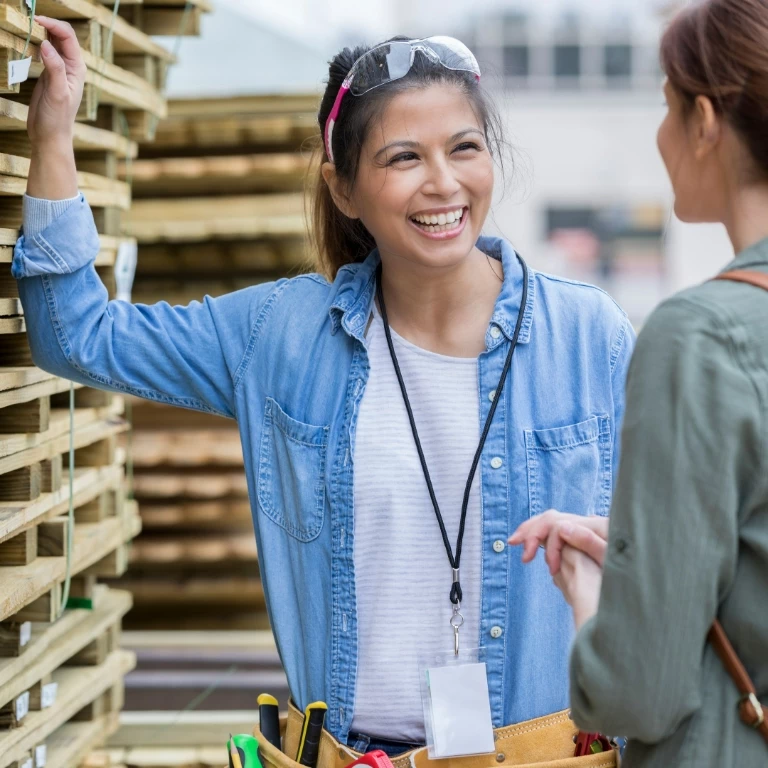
left=0, top=0, right=209, bottom=763
left=116, top=95, right=319, bottom=629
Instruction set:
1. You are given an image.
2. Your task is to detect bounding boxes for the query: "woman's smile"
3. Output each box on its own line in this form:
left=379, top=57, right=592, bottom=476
left=408, top=206, right=469, bottom=240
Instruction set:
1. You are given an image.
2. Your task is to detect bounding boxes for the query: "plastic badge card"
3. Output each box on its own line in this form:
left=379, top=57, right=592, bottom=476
left=420, top=648, right=495, bottom=759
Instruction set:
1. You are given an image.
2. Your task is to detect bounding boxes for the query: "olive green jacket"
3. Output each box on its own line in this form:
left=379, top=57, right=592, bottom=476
left=570, top=237, right=768, bottom=766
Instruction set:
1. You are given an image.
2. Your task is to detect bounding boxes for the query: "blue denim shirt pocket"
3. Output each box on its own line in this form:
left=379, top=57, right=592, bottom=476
left=524, top=415, right=612, bottom=518
left=258, top=397, right=329, bottom=542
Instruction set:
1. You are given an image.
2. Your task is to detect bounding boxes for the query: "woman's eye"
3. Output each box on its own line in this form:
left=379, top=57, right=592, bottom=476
left=454, top=142, right=481, bottom=153
left=389, top=152, right=418, bottom=165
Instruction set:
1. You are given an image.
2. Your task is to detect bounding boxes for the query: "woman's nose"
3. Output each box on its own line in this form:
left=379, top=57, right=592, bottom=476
left=423, top=160, right=461, bottom=197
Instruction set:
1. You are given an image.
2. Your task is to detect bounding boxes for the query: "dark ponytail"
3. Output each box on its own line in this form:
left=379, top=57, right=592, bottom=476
left=310, top=45, right=377, bottom=281
left=309, top=38, right=508, bottom=280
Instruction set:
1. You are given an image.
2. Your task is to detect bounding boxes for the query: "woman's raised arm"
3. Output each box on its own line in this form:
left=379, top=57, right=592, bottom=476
left=14, top=18, right=278, bottom=419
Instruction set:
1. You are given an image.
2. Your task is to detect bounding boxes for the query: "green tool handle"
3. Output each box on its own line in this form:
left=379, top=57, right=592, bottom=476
left=228, top=734, right=262, bottom=768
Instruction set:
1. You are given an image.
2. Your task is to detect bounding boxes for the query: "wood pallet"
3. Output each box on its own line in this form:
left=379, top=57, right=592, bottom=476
left=141, top=95, right=319, bottom=157
left=127, top=193, right=304, bottom=244
left=0, top=646, right=134, bottom=768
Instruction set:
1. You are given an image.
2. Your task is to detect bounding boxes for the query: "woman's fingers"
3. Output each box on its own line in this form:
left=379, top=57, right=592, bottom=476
left=510, top=510, right=609, bottom=559
left=34, top=16, right=84, bottom=71
left=544, top=523, right=567, bottom=575
left=559, top=523, right=607, bottom=567
left=38, top=39, right=67, bottom=98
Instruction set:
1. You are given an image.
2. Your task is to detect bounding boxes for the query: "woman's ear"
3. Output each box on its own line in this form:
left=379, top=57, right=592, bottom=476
left=322, top=162, right=359, bottom=219
left=693, top=95, right=721, bottom=160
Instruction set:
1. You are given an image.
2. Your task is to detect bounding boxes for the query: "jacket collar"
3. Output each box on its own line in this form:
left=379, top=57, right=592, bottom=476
left=721, top=236, right=768, bottom=274
left=329, top=236, right=535, bottom=348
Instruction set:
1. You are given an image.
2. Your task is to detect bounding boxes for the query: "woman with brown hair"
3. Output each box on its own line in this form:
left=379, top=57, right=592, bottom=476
left=512, top=0, right=768, bottom=764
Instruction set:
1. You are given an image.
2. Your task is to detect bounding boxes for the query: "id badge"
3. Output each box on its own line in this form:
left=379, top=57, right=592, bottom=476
left=419, top=647, right=495, bottom=759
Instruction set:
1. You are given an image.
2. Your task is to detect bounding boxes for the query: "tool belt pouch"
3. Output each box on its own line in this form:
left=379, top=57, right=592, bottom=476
left=252, top=702, right=618, bottom=768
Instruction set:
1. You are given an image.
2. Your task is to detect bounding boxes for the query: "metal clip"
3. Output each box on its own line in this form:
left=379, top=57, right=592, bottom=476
left=450, top=602, right=465, bottom=656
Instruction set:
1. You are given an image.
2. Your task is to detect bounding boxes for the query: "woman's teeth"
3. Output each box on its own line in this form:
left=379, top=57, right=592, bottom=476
left=410, top=208, right=465, bottom=233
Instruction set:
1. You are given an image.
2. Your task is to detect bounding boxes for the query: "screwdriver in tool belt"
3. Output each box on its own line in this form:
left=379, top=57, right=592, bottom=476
left=258, top=693, right=281, bottom=751
left=296, top=701, right=328, bottom=768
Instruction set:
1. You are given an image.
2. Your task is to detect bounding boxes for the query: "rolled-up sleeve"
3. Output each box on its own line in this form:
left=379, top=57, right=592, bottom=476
left=569, top=296, right=759, bottom=743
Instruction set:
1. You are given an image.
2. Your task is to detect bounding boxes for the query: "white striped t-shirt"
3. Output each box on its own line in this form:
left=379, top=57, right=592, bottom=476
left=350, top=304, right=482, bottom=743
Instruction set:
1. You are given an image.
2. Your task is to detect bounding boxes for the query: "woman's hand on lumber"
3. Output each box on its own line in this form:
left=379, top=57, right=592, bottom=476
left=26, top=17, right=85, bottom=199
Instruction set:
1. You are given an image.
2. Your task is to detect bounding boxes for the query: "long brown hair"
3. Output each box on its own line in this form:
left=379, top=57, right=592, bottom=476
left=309, top=38, right=508, bottom=281
left=660, top=0, right=768, bottom=180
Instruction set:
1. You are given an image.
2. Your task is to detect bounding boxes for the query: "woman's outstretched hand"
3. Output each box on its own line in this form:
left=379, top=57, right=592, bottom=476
left=509, top=510, right=608, bottom=629
left=509, top=509, right=608, bottom=574
left=27, top=16, right=85, bottom=199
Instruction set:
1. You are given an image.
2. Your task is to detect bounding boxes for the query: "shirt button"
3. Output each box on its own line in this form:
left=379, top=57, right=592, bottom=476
left=490, top=456, right=503, bottom=469
left=490, top=327, right=501, bottom=339
left=488, top=390, right=496, bottom=402
left=490, top=626, right=503, bottom=639
left=493, top=540, right=505, bottom=553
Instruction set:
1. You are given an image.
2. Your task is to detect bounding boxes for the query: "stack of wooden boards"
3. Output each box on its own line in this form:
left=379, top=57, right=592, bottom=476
left=116, top=94, right=319, bottom=630
left=0, top=0, right=210, bottom=765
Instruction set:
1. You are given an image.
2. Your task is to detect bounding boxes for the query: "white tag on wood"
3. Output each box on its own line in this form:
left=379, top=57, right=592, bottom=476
left=8, top=57, right=32, bottom=85
left=35, top=745, right=47, bottom=768
left=21, top=759, right=33, bottom=768
left=16, top=690, right=30, bottom=721
left=25, top=0, right=33, bottom=8
left=115, top=240, right=138, bottom=302
left=41, top=682, right=57, bottom=709
left=19, top=621, right=32, bottom=648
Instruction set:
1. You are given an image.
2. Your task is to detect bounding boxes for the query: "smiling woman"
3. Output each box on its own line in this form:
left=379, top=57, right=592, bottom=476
left=15, top=26, right=633, bottom=767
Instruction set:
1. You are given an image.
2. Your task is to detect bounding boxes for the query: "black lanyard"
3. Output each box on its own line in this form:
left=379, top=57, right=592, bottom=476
left=375, top=255, right=529, bottom=653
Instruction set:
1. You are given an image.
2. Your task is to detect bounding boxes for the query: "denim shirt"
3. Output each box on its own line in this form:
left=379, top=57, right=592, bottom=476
left=12, top=196, right=634, bottom=741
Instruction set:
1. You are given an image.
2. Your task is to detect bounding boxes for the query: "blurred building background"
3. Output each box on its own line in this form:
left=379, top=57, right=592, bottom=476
left=160, top=0, right=733, bottom=328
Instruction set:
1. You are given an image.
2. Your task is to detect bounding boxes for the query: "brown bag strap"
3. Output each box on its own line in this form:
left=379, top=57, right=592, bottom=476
left=714, top=269, right=768, bottom=291
left=708, top=621, right=768, bottom=741
left=710, top=268, right=768, bottom=744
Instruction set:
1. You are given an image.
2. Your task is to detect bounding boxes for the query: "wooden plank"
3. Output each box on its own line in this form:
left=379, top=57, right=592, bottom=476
left=0, top=175, right=131, bottom=210
left=120, top=629, right=276, bottom=650
left=0, top=405, right=125, bottom=471
left=137, top=7, right=201, bottom=36
left=0, top=98, right=136, bottom=158
left=0, top=621, right=31, bottom=658
left=0, top=464, right=41, bottom=503
left=168, top=94, right=319, bottom=118
left=0, top=298, right=22, bottom=316
left=125, top=153, right=309, bottom=196
left=33, top=0, right=175, bottom=60
left=129, top=534, right=256, bottom=567
left=133, top=238, right=307, bottom=275
left=131, top=430, right=242, bottom=468
left=0, top=317, right=24, bottom=335
left=138, top=500, right=252, bottom=530
left=142, top=0, right=212, bottom=9
left=0, top=463, right=123, bottom=546
left=0, top=378, right=82, bottom=412
left=117, top=578, right=264, bottom=607
left=109, top=711, right=259, bottom=749
left=127, top=194, right=304, bottom=243
left=0, top=512, right=141, bottom=622
left=132, top=472, right=248, bottom=500
left=0, top=650, right=135, bottom=768
left=0, top=525, right=36, bottom=566
left=45, top=714, right=120, bottom=768
left=0, top=398, right=50, bottom=434
left=0, top=589, right=132, bottom=708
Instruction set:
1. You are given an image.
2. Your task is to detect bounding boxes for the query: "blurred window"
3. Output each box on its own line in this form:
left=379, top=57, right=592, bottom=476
left=503, top=45, right=530, bottom=77
left=604, top=44, right=632, bottom=79
left=554, top=45, right=581, bottom=78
